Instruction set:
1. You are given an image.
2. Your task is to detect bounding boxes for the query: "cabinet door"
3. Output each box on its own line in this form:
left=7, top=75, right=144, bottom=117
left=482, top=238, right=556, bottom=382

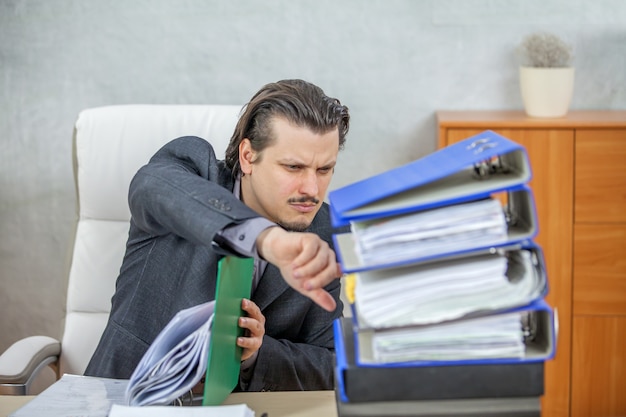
left=445, top=128, right=574, bottom=417
left=574, top=224, right=626, bottom=315
left=573, top=128, right=626, bottom=315
left=571, top=129, right=626, bottom=416
left=571, top=316, right=626, bottom=417
left=575, top=129, right=626, bottom=223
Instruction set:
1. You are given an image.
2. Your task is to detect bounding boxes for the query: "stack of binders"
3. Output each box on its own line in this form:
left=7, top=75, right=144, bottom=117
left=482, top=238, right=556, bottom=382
left=328, top=130, right=557, bottom=417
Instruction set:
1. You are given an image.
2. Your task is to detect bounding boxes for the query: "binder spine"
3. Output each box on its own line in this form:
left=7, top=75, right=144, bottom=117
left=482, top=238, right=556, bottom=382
left=333, top=319, right=350, bottom=403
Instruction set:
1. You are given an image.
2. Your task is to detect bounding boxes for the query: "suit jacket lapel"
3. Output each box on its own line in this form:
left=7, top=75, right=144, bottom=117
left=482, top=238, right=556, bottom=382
left=253, top=264, right=290, bottom=311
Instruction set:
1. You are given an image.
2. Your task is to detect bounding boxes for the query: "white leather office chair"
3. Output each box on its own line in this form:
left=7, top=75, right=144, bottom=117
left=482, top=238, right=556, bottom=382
left=0, top=105, right=243, bottom=394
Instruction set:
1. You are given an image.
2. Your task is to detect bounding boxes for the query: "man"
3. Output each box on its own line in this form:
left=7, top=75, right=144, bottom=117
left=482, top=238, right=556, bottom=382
left=85, top=79, right=350, bottom=392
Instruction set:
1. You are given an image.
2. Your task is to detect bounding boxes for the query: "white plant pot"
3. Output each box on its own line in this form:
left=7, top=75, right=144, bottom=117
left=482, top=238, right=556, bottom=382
left=519, top=66, right=575, bottom=118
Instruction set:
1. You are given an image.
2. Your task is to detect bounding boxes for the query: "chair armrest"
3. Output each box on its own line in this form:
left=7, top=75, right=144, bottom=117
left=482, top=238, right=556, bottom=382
left=0, top=336, right=61, bottom=384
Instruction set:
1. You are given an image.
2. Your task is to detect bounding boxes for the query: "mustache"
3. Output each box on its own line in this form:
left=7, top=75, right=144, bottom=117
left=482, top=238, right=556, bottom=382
left=288, top=196, right=320, bottom=205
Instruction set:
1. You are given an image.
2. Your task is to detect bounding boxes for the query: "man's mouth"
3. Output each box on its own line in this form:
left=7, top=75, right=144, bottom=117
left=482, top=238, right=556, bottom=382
left=288, top=197, right=319, bottom=213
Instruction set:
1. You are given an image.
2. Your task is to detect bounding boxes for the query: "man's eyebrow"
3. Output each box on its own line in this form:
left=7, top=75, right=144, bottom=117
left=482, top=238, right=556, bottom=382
left=277, top=158, right=337, bottom=168
left=277, top=158, right=305, bottom=166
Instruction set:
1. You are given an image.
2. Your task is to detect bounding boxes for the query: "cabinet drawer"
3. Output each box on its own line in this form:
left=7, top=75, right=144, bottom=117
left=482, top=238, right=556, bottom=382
left=575, top=129, right=626, bottom=223
left=573, top=224, right=626, bottom=315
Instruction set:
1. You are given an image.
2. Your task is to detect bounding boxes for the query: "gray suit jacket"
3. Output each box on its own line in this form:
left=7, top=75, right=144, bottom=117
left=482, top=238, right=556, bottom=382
left=84, top=136, right=345, bottom=391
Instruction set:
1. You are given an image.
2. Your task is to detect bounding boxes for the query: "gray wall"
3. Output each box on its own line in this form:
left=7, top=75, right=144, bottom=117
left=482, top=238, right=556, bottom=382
left=1, top=0, right=625, bottom=353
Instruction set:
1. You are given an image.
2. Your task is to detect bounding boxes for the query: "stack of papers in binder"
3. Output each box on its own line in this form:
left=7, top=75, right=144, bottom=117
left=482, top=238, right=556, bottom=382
left=328, top=130, right=556, bottom=416
left=353, top=198, right=508, bottom=265
left=354, top=248, right=544, bottom=328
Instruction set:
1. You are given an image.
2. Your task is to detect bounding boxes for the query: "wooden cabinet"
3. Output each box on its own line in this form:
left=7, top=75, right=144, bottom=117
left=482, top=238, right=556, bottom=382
left=437, top=111, right=626, bottom=417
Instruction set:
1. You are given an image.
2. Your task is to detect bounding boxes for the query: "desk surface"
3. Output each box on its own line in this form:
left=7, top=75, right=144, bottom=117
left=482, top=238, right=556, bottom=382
left=1, top=391, right=338, bottom=417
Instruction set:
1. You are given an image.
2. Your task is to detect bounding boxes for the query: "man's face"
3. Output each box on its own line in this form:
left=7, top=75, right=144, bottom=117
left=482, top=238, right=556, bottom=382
left=239, top=116, right=340, bottom=231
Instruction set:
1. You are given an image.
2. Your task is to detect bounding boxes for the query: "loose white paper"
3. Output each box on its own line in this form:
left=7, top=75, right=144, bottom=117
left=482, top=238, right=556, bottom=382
left=9, top=374, right=127, bottom=417
left=126, top=301, right=216, bottom=406
left=109, top=403, right=254, bottom=417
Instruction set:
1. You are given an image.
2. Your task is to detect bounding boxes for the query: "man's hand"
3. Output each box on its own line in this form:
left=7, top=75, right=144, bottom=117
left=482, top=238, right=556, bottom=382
left=256, top=226, right=342, bottom=312
left=237, top=298, right=265, bottom=361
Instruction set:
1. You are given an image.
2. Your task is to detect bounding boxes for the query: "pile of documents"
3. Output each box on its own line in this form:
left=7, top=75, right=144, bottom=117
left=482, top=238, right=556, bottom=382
left=354, top=249, right=542, bottom=328
left=328, top=130, right=556, bottom=417
left=127, top=301, right=216, bottom=406
left=353, top=198, right=508, bottom=265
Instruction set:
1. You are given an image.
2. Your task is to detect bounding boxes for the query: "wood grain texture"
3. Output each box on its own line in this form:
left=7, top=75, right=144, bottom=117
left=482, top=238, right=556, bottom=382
left=570, top=316, right=626, bottom=417
left=437, top=111, right=626, bottom=147
left=575, top=129, right=626, bottom=223
left=573, top=225, right=626, bottom=315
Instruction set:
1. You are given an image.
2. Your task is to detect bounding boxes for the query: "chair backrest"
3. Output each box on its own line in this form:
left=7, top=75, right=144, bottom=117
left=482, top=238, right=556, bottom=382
left=61, top=105, right=243, bottom=375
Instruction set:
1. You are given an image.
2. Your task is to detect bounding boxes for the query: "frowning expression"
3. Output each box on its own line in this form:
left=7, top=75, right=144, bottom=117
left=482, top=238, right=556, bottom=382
left=239, top=116, right=339, bottom=231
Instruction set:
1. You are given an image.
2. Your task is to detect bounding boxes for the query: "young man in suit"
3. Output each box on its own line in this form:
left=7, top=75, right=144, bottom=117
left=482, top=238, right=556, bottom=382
left=85, top=79, right=350, bottom=391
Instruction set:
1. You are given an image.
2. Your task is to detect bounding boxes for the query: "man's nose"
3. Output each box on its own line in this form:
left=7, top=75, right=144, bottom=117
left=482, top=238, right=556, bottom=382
left=300, top=170, right=319, bottom=196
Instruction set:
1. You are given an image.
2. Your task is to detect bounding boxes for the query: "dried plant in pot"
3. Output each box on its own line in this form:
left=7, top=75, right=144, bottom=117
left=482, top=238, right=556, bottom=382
left=517, top=32, right=575, bottom=118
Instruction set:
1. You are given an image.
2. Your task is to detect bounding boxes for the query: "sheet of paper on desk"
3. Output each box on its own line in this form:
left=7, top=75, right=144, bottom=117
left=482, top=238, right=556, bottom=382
left=9, top=374, right=127, bottom=417
left=109, top=403, right=254, bottom=417
left=9, top=373, right=254, bottom=417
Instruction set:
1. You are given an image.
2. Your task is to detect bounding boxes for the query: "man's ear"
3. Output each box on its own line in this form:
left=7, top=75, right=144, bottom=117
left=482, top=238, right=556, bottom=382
left=239, top=138, right=254, bottom=175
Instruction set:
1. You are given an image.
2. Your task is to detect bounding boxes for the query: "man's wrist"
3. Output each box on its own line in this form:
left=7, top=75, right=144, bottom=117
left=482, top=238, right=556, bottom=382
left=256, top=225, right=286, bottom=261
left=240, top=350, right=259, bottom=370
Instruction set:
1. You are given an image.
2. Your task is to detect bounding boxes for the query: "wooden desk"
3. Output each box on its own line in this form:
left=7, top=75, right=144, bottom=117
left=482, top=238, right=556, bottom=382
left=0, top=397, right=30, bottom=417
left=1, top=391, right=338, bottom=417
left=225, top=391, right=337, bottom=416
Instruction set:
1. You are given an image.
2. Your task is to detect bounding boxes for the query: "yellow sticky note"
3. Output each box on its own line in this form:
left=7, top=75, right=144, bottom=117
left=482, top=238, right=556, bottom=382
left=344, top=273, right=356, bottom=304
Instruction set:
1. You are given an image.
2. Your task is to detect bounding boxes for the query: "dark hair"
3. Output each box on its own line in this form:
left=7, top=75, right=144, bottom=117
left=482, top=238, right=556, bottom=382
left=225, top=79, right=350, bottom=175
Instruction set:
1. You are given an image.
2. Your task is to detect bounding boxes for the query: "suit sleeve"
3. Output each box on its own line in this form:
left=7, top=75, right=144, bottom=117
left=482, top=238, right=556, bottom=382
left=127, top=136, right=261, bottom=247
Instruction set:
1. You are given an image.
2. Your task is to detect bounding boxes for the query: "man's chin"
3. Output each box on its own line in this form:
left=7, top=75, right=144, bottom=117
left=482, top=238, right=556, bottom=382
left=280, top=221, right=311, bottom=232
left=278, top=214, right=314, bottom=232
left=275, top=210, right=317, bottom=232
